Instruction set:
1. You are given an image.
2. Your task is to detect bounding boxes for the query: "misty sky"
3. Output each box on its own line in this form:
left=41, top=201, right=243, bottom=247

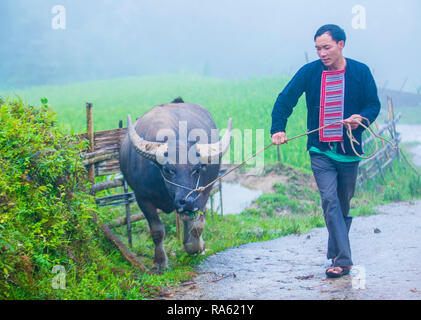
left=1, top=0, right=421, bottom=92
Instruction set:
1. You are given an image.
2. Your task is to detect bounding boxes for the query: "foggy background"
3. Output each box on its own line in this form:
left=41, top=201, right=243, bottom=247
left=1, top=0, right=420, bottom=93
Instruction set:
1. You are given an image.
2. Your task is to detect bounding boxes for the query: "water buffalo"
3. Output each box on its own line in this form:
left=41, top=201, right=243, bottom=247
left=119, top=98, right=232, bottom=271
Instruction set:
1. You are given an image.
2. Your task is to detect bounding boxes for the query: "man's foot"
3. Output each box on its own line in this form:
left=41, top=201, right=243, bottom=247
left=325, top=266, right=351, bottom=278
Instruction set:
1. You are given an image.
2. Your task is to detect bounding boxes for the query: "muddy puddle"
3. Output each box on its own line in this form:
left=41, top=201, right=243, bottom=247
left=207, top=182, right=262, bottom=215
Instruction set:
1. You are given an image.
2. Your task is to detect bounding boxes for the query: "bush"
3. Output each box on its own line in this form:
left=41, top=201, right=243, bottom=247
left=0, top=97, right=103, bottom=298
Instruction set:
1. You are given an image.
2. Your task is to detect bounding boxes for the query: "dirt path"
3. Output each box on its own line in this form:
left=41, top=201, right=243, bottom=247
left=170, top=200, right=421, bottom=300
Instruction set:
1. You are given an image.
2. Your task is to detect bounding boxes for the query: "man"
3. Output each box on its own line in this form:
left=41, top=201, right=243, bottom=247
left=271, top=24, right=380, bottom=278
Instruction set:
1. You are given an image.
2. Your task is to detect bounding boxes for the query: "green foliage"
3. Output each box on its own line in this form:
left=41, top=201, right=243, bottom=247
left=248, top=174, right=322, bottom=218
left=408, top=174, right=421, bottom=197
left=383, top=182, right=403, bottom=201
left=0, top=97, right=93, bottom=297
left=0, top=97, right=159, bottom=299
left=358, top=153, right=421, bottom=203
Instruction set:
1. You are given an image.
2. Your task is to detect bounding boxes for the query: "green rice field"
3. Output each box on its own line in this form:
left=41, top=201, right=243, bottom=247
left=4, top=74, right=310, bottom=170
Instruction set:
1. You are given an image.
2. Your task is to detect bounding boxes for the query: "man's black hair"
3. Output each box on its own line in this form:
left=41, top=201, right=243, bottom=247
left=314, top=24, right=346, bottom=44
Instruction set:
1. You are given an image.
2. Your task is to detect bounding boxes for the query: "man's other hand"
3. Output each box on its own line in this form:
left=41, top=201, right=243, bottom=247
left=343, top=114, right=363, bottom=130
left=272, top=131, right=288, bottom=145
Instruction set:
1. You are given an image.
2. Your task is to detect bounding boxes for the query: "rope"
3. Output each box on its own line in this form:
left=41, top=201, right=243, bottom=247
left=345, top=117, right=396, bottom=160
left=178, top=117, right=397, bottom=201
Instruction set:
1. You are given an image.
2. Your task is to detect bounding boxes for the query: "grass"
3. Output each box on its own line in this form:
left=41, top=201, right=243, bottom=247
left=5, top=74, right=309, bottom=170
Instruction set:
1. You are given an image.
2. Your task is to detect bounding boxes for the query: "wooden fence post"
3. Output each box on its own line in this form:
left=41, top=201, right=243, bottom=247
left=387, top=96, right=400, bottom=162
left=120, top=120, right=133, bottom=247
left=86, top=103, right=95, bottom=185
left=375, top=120, right=389, bottom=160
left=219, top=180, right=223, bottom=216
left=360, top=167, right=368, bottom=189
left=210, top=193, right=214, bottom=217
left=387, top=96, right=396, bottom=136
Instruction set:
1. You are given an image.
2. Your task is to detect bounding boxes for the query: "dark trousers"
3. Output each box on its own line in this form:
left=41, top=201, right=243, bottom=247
left=310, top=152, right=359, bottom=267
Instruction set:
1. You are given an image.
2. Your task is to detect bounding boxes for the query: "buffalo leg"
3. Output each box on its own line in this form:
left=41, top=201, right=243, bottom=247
left=137, top=199, right=168, bottom=271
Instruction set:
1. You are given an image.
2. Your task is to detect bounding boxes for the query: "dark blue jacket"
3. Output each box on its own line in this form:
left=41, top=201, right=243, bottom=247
left=271, top=58, right=381, bottom=156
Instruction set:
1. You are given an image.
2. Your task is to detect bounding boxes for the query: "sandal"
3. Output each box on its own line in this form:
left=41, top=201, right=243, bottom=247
left=325, top=266, right=351, bottom=278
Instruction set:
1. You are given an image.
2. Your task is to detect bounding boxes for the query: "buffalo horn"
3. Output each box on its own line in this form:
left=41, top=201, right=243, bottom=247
left=196, top=118, right=232, bottom=164
left=127, top=115, right=168, bottom=163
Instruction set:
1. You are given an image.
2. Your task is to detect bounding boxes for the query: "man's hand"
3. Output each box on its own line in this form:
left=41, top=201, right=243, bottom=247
left=272, top=131, right=288, bottom=145
left=343, top=114, right=363, bottom=130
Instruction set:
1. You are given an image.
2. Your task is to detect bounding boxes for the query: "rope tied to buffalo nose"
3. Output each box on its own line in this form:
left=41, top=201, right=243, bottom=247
left=160, top=169, right=203, bottom=196
left=171, top=117, right=397, bottom=201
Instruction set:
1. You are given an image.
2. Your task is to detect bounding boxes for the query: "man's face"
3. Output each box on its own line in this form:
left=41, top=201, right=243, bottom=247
left=315, top=32, right=345, bottom=68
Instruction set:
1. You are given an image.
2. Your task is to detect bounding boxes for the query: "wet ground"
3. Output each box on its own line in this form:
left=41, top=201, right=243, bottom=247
left=170, top=200, right=421, bottom=300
